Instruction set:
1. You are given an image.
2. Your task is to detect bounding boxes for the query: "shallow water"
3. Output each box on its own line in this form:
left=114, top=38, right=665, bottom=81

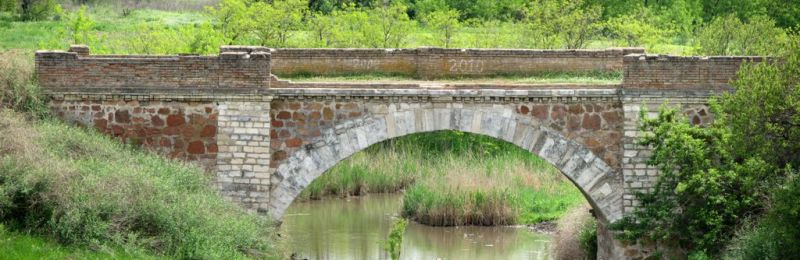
left=281, top=194, right=552, bottom=260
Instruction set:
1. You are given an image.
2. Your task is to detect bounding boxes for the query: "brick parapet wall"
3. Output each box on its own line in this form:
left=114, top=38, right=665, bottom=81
left=221, top=46, right=644, bottom=78
left=36, top=46, right=271, bottom=90
left=623, top=54, right=765, bottom=89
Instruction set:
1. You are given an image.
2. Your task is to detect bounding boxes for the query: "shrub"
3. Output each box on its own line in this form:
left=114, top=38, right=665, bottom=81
left=611, top=35, right=800, bottom=257
left=724, top=172, right=800, bottom=259
left=696, top=14, right=791, bottom=56
left=0, top=51, right=47, bottom=116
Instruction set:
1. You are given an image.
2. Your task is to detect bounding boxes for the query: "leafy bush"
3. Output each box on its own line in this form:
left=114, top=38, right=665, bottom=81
left=725, top=172, right=800, bottom=259
left=696, top=14, right=791, bottom=56
left=523, top=0, right=602, bottom=49
left=0, top=110, right=280, bottom=259
left=612, top=36, right=800, bottom=257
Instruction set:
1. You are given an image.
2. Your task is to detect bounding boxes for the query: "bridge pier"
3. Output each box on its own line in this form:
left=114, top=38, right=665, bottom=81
left=215, top=99, right=274, bottom=213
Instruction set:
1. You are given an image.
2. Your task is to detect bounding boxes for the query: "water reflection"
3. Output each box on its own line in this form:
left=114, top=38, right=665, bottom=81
left=281, top=194, right=552, bottom=260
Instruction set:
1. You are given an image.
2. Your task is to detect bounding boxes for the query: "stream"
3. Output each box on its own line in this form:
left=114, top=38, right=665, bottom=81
left=281, top=194, right=553, bottom=260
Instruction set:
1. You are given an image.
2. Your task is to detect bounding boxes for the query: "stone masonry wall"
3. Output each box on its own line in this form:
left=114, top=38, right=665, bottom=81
left=221, top=46, right=644, bottom=78
left=623, top=54, right=765, bottom=89
left=268, top=97, right=625, bottom=172
left=50, top=98, right=219, bottom=169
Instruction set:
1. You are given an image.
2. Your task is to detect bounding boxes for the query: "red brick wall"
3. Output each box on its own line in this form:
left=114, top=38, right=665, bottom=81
left=623, top=55, right=766, bottom=89
left=36, top=49, right=271, bottom=89
left=221, top=46, right=644, bottom=78
left=50, top=100, right=219, bottom=169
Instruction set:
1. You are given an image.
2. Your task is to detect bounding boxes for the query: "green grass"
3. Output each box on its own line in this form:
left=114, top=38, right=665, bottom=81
left=0, top=224, right=158, bottom=260
left=0, top=110, right=281, bottom=259
left=0, top=8, right=207, bottom=53
left=281, top=71, right=623, bottom=84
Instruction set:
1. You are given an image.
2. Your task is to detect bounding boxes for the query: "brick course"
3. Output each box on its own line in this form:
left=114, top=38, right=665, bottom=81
left=221, top=46, right=644, bottom=79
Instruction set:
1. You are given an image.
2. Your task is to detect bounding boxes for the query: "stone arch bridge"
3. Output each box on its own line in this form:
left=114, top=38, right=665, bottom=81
left=37, top=45, right=759, bottom=258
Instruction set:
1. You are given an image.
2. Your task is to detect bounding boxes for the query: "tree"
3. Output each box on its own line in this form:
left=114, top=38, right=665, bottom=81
left=251, top=0, right=307, bottom=47
left=205, top=0, right=253, bottom=45
left=306, top=12, right=335, bottom=47
left=2, top=0, right=58, bottom=21
left=603, top=8, right=670, bottom=49
left=522, top=0, right=602, bottom=49
left=66, top=5, right=94, bottom=44
left=696, top=14, right=790, bottom=56
left=369, top=2, right=412, bottom=48
left=424, top=9, right=460, bottom=48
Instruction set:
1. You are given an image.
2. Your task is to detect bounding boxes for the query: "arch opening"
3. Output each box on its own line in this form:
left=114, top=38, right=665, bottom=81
left=268, top=107, right=623, bottom=224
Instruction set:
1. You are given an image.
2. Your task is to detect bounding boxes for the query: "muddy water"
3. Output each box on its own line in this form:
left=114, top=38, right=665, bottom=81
left=281, top=194, right=552, bottom=260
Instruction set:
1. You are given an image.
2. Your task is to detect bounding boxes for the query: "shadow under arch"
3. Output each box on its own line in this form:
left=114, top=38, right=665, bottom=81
left=268, top=106, right=623, bottom=224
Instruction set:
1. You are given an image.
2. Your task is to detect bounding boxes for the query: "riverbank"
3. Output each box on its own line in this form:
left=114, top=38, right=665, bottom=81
left=297, top=130, right=586, bottom=226
left=0, top=110, right=281, bottom=258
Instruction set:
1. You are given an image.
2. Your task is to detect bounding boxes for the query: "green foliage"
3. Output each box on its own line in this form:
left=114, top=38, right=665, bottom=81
left=578, top=218, right=598, bottom=260
left=0, top=111, right=280, bottom=258
left=7, top=0, right=60, bottom=21
left=385, top=218, right=407, bottom=260
left=612, top=38, right=800, bottom=257
left=0, top=224, right=157, bottom=259
left=724, top=172, right=800, bottom=259
left=367, top=2, right=413, bottom=48
left=611, top=105, right=769, bottom=254
left=523, top=0, right=603, bottom=49
left=65, top=5, right=94, bottom=44
left=603, top=9, right=671, bottom=50
left=696, top=14, right=791, bottom=56
left=205, top=0, right=252, bottom=44
left=423, top=8, right=460, bottom=48
left=251, top=0, right=307, bottom=47
left=721, top=41, right=800, bottom=166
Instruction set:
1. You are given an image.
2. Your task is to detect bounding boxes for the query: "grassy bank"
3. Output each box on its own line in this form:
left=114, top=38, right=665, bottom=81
left=299, top=131, right=586, bottom=226
left=0, top=110, right=281, bottom=259
left=0, top=224, right=157, bottom=259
